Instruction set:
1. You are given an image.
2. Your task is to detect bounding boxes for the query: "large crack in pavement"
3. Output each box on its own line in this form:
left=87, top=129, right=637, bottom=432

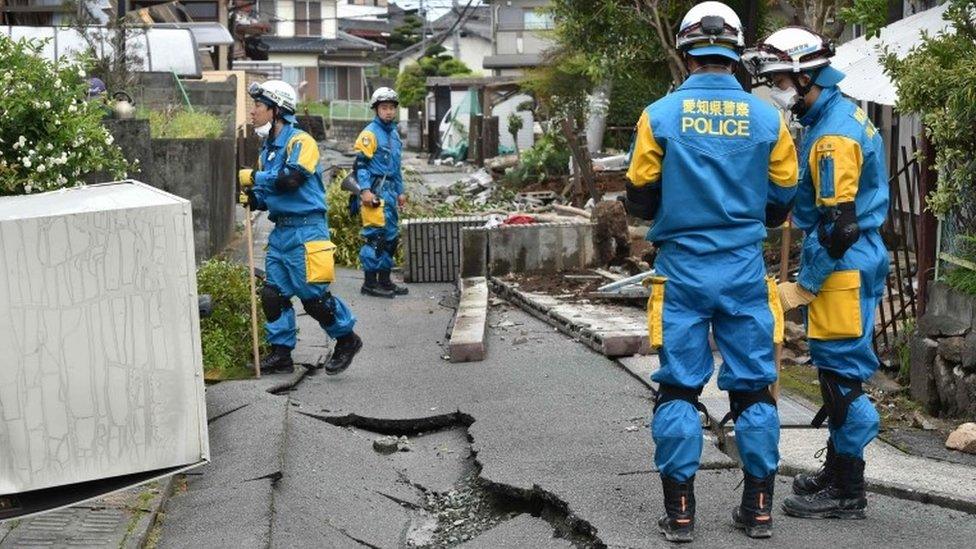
left=301, top=409, right=606, bottom=548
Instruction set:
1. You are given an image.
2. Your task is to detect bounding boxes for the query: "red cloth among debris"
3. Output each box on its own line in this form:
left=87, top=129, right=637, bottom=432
left=503, top=214, right=535, bottom=225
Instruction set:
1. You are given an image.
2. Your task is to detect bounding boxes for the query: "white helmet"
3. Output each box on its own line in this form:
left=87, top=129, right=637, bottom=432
left=249, top=80, right=298, bottom=119
left=676, top=1, right=745, bottom=61
left=742, top=26, right=842, bottom=86
left=370, top=87, right=399, bottom=109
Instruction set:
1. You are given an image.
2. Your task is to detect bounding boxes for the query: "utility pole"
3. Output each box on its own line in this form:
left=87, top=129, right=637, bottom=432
left=452, top=0, right=461, bottom=59
left=419, top=0, right=427, bottom=53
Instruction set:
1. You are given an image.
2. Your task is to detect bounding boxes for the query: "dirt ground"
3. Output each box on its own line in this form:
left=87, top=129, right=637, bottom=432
left=508, top=270, right=608, bottom=297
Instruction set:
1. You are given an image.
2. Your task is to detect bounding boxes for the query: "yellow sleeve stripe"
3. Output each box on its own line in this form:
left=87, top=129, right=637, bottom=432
left=286, top=133, right=319, bottom=174
left=809, top=135, right=862, bottom=206
left=626, top=110, right=664, bottom=187
left=769, top=114, right=798, bottom=187
left=354, top=130, right=378, bottom=158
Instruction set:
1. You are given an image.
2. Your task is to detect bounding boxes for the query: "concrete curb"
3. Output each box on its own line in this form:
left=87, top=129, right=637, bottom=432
left=123, top=475, right=177, bottom=549
left=450, top=277, right=489, bottom=362
left=489, top=277, right=650, bottom=357
left=776, top=462, right=976, bottom=515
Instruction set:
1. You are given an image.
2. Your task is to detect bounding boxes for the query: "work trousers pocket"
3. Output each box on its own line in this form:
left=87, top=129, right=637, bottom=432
left=808, top=270, right=863, bottom=340
left=305, top=240, right=337, bottom=283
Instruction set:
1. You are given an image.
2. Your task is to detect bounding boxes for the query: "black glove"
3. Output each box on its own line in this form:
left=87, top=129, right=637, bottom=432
left=765, top=200, right=794, bottom=228
left=618, top=183, right=661, bottom=221
left=817, top=201, right=860, bottom=259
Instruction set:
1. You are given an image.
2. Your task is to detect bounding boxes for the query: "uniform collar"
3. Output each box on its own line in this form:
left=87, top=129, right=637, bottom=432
left=267, top=123, right=293, bottom=148
left=800, top=86, right=841, bottom=127
left=372, top=115, right=395, bottom=132
left=678, top=72, right=744, bottom=91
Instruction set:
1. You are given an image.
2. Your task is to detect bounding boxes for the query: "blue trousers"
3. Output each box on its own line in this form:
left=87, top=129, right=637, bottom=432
left=649, top=243, right=781, bottom=481
left=800, top=230, right=888, bottom=457
left=264, top=221, right=355, bottom=347
left=359, top=188, right=400, bottom=272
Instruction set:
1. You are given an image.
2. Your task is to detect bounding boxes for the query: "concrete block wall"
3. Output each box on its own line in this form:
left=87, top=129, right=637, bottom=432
left=150, top=138, right=237, bottom=262
left=329, top=119, right=366, bottom=144
left=910, top=281, right=976, bottom=418
left=487, top=221, right=595, bottom=276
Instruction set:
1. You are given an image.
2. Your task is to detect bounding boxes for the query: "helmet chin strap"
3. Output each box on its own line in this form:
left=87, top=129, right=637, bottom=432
left=788, top=72, right=816, bottom=117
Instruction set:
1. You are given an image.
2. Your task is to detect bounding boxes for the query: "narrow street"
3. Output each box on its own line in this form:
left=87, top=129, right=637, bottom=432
left=153, top=263, right=976, bottom=548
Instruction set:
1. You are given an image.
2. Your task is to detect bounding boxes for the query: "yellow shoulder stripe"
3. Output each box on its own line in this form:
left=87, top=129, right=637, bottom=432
left=354, top=130, right=378, bottom=158
left=626, top=110, right=663, bottom=187
left=769, top=113, right=798, bottom=187
left=286, top=133, right=319, bottom=174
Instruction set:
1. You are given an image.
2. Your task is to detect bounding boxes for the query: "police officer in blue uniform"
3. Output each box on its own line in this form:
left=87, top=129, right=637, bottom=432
left=353, top=87, right=408, bottom=298
left=239, top=80, right=363, bottom=375
left=623, top=2, right=798, bottom=542
left=745, top=27, right=889, bottom=521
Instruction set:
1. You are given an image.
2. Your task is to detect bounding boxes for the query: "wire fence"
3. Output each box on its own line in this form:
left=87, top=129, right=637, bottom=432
left=938, top=171, right=976, bottom=275
left=329, top=100, right=372, bottom=122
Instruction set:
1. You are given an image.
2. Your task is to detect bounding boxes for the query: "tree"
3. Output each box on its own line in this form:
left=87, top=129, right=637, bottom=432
left=777, top=0, right=860, bottom=38
left=882, top=0, right=976, bottom=218
left=838, top=0, right=889, bottom=39
left=67, top=1, right=144, bottom=95
left=388, top=15, right=424, bottom=51
left=395, top=46, right=472, bottom=108
left=0, top=36, right=127, bottom=196
left=507, top=112, right=524, bottom=159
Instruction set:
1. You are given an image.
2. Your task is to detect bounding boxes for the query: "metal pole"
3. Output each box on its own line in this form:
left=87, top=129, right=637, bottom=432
left=597, top=269, right=656, bottom=292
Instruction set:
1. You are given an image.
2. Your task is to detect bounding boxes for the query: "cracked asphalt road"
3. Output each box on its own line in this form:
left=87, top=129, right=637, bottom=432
left=158, top=270, right=976, bottom=548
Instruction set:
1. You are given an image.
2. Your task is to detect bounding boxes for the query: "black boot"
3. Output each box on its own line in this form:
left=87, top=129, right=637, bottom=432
left=259, top=345, right=294, bottom=374
left=782, top=454, right=867, bottom=519
left=361, top=271, right=394, bottom=298
left=732, top=472, right=775, bottom=539
left=378, top=270, right=408, bottom=295
left=325, top=332, right=362, bottom=375
left=658, top=475, right=695, bottom=543
left=793, top=439, right=837, bottom=495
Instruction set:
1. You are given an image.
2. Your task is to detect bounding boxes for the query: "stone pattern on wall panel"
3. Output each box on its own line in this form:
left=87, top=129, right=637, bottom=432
left=0, top=183, right=208, bottom=494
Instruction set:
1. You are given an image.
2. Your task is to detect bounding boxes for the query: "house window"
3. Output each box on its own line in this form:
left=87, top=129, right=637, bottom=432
left=318, top=67, right=337, bottom=101
left=523, top=10, right=554, bottom=30
left=282, top=67, right=304, bottom=94
left=295, top=1, right=322, bottom=36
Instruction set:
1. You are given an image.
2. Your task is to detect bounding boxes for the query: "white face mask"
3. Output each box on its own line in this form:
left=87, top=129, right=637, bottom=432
left=769, top=86, right=799, bottom=112
left=255, top=122, right=272, bottom=138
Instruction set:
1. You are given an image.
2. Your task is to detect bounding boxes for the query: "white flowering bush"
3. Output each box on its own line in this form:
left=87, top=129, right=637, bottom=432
left=0, top=36, right=127, bottom=196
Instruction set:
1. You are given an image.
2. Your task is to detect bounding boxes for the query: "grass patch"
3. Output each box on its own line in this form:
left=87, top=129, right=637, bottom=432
left=779, top=363, right=822, bottom=405
left=298, top=101, right=330, bottom=117
left=140, top=107, right=225, bottom=139
left=198, top=259, right=266, bottom=379
left=945, top=265, right=976, bottom=296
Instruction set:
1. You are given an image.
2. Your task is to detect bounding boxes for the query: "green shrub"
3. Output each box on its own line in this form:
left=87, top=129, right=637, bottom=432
left=504, top=132, right=571, bottom=186
left=197, top=259, right=266, bottom=378
left=145, top=108, right=224, bottom=139
left=325, top=169, right=361, bottom=267
left=0, top=36, right=127, bottom=195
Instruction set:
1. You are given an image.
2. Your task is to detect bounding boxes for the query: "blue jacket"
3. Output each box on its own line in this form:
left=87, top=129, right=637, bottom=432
left=794, top=86, right=889, bottom=292
left=250, top=123, right=326, bottom=221
left=626, top=73, right=798, bottom=253
left=354, top=116, right=403, bottom=196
